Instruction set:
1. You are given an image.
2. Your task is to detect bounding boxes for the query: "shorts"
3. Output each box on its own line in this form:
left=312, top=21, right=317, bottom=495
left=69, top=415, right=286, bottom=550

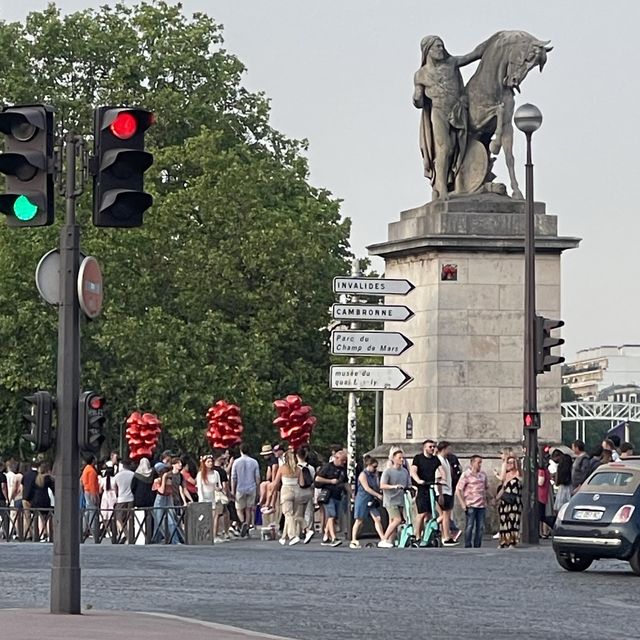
left=439, top=494, right=454, bottom=511
left=324, top=497, right=344, bottom=519
left=235, top=491, right=256, bottom=510
left=386, top=504, right=404, bottom=520
left=354, top=496, right=380, bottom=520
left=416, top=489, right=433, bottom=515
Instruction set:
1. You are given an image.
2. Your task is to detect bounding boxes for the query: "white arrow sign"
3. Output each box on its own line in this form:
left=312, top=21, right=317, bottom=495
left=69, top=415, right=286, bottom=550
left=333, top=276, right=415, bottom=296
left=331, top=304, right=414, bottom=322
left=330, top=365, right=413, bottom=391
left=331, top=331, right=414, bottom=356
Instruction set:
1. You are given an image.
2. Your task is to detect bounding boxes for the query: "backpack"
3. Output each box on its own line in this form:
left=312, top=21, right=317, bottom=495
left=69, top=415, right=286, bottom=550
left=299, top=464, right=313, bottom=489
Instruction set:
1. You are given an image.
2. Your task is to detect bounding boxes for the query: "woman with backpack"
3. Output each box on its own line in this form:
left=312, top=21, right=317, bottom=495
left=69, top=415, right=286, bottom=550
left=295, top=447, right=316, bottom=544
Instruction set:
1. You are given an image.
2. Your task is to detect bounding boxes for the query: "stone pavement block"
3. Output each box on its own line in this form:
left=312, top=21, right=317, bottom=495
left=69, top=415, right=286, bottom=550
left=0, top=609, right=297, bottom=640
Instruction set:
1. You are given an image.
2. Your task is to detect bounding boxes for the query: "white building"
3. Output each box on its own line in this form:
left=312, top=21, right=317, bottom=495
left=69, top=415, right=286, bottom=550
left=563, top=345, right=640, bottom=399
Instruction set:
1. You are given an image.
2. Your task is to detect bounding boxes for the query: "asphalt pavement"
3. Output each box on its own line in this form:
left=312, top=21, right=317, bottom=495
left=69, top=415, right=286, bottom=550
left=1, top=537, right=639, bottom=640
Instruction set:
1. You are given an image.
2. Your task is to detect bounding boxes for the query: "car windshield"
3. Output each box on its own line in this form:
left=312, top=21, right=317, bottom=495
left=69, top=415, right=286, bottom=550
left=580, top=469, right=640, bottom=495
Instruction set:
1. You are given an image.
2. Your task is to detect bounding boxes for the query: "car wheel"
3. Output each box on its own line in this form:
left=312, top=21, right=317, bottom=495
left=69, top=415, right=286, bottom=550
left=556, top=552, right=593, bottom=572
left=629, top=548, right=640, bottom=576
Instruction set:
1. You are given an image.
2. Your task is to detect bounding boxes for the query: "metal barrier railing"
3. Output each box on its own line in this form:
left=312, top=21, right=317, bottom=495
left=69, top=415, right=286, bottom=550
left=0, top=506, right=187, bottom=544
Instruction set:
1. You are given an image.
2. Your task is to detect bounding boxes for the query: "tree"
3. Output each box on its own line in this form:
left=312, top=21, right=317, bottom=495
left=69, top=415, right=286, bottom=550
left=0, top=2, right=352, bottom=457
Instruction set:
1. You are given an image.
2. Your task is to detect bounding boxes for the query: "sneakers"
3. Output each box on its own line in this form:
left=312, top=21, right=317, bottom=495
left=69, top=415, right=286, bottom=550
left=321, top=539, right=332, bottom=546
left=377, top=540, right=393, bottom=548
left=229, top=526, right=240, bottom=538
left=452, top=530, right=462, bottom=543
left=278, top=537, right=287, bottom=546
left=261, top=506, right=274, bottom=515
left=213, top=537, right=226, bottom=544
left=349, top=540, right=361, bottom=549
left=442, top=538, right=459, bottom=546
left=304, top=530, right=314, bottom=544
left=240, top=523, right=249, bottom=538
left=329, top=539, right=342, bottom=547
left=492, top=532, right=500, bottom=539
left=289, top=536, right=301, bottom=546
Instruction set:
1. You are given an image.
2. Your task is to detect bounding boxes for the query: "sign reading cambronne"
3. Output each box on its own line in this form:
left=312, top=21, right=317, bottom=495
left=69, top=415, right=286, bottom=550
left=333, top=276, right=414, bottom=296
left=331, top=304, right=414, bottom=322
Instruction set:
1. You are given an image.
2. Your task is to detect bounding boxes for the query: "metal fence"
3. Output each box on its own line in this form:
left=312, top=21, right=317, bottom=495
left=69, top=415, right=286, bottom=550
left=0, top=506, right=190, bottom=545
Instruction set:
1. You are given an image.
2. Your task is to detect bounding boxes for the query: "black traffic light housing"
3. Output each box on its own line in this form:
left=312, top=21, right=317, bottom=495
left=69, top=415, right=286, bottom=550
left=22, top=391, right=54, bottom=452
left=534, top=315, right=565, bottom=374
left=78, top=391, right=106, bottom=453
left=92, top=106, right=154, bottom=227
left=0, top=104, right=54, bottom=227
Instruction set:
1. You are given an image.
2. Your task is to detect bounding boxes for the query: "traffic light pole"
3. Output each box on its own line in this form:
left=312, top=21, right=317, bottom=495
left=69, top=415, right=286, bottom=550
left=521, top=131, right=539, bottom=546
left=51, top=133, right=82, bottom=613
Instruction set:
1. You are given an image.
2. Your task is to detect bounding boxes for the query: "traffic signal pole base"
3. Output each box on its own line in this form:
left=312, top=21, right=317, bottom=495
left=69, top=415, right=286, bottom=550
left=50, top=566, right=81, bottom=615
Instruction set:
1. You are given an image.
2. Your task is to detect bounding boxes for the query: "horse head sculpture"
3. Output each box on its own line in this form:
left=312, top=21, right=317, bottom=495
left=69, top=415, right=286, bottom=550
left=459, top=31, right=552, bottom=199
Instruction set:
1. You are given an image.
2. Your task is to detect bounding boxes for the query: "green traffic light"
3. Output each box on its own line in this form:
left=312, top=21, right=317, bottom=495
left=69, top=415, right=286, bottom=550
left=13, top=194, right=38, bottom=220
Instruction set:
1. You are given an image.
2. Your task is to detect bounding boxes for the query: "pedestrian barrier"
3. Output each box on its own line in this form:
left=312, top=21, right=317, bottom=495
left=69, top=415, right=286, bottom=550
left=0, top=506, right=188, bottom=545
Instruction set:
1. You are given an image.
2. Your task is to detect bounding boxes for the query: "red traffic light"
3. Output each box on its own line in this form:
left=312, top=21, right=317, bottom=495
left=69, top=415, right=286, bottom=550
left=109, top=112, right=138, bottom=140
left=89, top=395, right=104, bottom=410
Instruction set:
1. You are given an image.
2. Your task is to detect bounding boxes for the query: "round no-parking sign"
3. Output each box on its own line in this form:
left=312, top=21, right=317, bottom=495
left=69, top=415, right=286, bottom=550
left=77, top=256, right=104, bottom=319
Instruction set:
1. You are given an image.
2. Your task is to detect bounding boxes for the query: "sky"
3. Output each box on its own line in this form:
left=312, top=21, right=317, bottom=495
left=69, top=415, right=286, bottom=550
left=1, top=0, right=638, bottom=360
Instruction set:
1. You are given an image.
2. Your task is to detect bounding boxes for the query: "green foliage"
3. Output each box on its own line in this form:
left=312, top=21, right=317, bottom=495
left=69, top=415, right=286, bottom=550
left=0, top=1, right=354, bottom=457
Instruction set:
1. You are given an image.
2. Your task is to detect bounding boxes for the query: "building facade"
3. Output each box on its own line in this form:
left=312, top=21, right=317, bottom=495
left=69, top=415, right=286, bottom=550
left=563, top=345, right=640, bottom=400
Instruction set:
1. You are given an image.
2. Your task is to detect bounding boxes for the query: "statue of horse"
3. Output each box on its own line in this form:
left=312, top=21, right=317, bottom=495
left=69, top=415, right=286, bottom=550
left=456, top=31, right=552, bottom=199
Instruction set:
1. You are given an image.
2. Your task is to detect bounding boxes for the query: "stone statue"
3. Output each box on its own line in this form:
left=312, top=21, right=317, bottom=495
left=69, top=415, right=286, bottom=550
left=414, top=31, right=552, bottom=201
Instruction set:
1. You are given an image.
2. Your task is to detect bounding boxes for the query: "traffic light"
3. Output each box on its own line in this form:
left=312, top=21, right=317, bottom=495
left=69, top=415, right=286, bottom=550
left=78, top=391, right=106, bottom=453
left=534, top=315, right=565, bottom=374
left=22, top=391, right=54, bottom=452
left=92, top=106, right=154, bottom=227
left=523, top=411, right=540, bottom=429
left=0, top=104, right=54, bottom=227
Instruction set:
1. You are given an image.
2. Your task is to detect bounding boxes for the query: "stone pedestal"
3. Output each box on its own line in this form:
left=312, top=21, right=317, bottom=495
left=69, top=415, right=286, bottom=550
left=367, top=194, right=580, bottom=457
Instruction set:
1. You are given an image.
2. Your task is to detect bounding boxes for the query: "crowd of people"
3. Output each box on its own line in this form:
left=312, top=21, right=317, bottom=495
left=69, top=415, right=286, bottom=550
left=0, top=434, right=634, bottom=547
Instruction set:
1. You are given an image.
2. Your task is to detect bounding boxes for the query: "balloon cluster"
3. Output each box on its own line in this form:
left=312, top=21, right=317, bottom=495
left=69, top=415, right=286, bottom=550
left=206, top=400, right=244, bottom=450
left=125, top=412, right=162, bottom=461
left=273, top=394, right=317, bottom=450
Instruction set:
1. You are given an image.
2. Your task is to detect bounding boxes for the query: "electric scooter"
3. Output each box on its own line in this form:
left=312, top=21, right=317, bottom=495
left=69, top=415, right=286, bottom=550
left=418, top=482, right=442, bottom=548
left=395, top=487, right=418, bottom=548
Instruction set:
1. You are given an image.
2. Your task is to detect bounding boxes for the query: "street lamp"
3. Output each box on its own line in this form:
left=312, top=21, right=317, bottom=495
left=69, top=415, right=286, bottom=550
left=514, top=103, right=543, bottom=546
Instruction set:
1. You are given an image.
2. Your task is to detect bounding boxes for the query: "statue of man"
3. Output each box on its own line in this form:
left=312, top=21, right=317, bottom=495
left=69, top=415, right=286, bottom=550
left=413, top=36, right=488, bottom=200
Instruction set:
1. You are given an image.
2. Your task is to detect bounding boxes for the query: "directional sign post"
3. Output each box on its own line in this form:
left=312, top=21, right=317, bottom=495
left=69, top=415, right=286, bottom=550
left=332, top=303, right=414, bottom=322
left=330, top=365, right=413, bottom=391
left=333, top=276, right=414, bottom=296
left=331, top=331, right=414, bottom=356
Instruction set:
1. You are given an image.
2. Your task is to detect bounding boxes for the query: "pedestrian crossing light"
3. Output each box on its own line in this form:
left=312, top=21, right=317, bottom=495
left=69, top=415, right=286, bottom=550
left=534, top=315, right=565, bottom=374
left=0, top=104, right=55, bottom=227
left=523, top=411, right=540, bottom=429
left=22, top=391, right=54, bottom=452
left=78, top=391, right=107, bottom=453
left=92, top=106, right=154, bottom=227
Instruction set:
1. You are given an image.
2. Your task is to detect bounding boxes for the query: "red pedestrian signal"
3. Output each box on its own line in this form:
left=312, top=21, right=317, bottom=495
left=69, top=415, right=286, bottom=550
left=523, top=411, right=540, bottom=429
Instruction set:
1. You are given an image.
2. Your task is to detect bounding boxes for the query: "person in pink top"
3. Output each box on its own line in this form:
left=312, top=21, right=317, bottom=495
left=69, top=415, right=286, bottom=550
left=455, top=455, right=490, bottom=548
left=537, top=459, right=556, bottom=538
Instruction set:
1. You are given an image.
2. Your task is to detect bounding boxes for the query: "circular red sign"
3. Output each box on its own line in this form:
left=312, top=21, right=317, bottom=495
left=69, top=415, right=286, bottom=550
left=77, top=256, right=104, bottom=319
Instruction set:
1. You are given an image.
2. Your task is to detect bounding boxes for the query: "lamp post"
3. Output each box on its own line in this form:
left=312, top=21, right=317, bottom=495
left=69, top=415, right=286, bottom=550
left=514, top=103, right=543, bottom=546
